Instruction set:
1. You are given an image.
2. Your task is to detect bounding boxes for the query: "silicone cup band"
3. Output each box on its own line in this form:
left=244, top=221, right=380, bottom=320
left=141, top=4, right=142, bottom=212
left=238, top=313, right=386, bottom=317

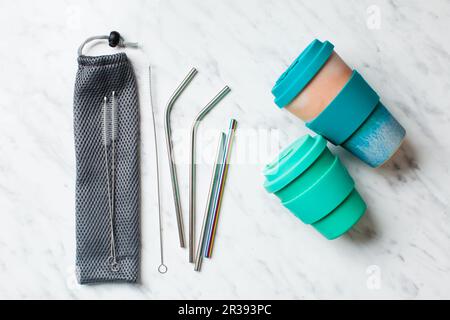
left=306, top=71, right=380, bottom=145
left=283, top=156, right=355, bottom=224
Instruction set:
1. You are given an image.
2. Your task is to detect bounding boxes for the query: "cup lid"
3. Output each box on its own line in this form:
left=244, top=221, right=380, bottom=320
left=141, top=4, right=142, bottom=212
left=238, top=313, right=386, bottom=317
left=263, top=134, right=327, bottom=193
left=272, top=39, right=334, bottom=108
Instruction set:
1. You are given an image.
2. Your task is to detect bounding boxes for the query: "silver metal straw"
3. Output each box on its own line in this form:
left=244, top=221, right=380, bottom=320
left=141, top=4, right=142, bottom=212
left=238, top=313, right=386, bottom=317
left=164, top=68, right=198, bottom=248
left=194, top=133, right=226, bottom=271
left=189, top=86, right=231, bottom=263
left=149, top=66, right=167, bottom=274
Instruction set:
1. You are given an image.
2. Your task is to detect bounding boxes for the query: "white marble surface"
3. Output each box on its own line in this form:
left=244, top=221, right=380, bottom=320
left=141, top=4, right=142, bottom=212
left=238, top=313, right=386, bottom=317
left=1, top=0, right=450, bottom=299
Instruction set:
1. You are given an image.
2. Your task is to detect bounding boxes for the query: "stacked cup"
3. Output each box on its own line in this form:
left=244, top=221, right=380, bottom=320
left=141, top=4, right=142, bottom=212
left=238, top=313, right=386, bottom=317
left=264, top=135, right=366, bottom=240
left=272, top=39, right=406, bottom=167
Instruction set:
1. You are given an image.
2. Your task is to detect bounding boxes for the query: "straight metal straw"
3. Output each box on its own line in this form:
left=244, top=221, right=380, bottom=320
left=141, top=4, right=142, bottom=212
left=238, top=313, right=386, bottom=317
left=194, top=133, right=226, bottom=272
left=149, top=66, right=167, bottom=274
left=164, top=67, right=198, bottom=248
left=189, top=86, right=231, bottom=263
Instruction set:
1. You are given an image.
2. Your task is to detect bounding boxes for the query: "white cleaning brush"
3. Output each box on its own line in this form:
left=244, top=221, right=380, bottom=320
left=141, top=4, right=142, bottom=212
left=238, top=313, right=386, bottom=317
left=103, top=95, right=119, bottom=272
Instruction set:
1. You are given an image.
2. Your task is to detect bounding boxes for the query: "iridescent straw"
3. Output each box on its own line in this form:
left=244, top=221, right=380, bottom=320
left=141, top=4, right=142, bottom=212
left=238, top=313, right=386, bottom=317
left=204, top=119, right=237, bottom=258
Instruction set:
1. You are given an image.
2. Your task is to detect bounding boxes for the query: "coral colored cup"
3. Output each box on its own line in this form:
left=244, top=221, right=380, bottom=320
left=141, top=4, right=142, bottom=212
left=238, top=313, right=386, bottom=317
left=272, top=39, right=406, bottom=167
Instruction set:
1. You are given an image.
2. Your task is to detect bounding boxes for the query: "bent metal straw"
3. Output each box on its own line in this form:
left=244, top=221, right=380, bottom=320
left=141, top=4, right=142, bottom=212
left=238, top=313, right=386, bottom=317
left=164, top=68, right=198, bottom=248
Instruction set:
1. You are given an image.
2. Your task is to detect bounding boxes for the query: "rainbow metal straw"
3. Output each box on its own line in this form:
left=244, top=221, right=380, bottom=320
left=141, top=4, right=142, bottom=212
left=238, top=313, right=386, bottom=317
left=194, top=133, right=226, bottom=272
left=204, top=119, right=237, bottom=258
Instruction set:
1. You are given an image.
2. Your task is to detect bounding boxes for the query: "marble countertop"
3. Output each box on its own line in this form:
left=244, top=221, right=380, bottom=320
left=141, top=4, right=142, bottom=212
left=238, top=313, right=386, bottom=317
left=1, top=0, right=450, bottom=299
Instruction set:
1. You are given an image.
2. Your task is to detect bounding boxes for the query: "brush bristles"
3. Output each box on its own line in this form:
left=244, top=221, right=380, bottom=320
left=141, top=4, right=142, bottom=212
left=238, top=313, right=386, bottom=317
left=102, top=97, right=111, bottom=146
left=111, top=91, right=118, bottom=141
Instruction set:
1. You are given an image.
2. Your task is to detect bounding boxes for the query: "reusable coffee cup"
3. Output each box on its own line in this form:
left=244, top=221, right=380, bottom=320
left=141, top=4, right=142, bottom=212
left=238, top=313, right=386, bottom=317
left=272, top=39, right=406, bottom=167
left=263, top=135, right=366, bottom=240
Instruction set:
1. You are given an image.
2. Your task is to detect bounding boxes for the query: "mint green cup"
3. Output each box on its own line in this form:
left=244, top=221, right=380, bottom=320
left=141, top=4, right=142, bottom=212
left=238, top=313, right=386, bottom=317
left=264, top=135, right=366, bottom=239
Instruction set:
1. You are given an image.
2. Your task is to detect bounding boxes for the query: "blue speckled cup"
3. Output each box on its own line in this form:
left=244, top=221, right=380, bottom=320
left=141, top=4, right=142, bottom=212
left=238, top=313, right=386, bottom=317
left=272, top=39, right=406, bottom=167
left=342, top=102, right=405, bottom=167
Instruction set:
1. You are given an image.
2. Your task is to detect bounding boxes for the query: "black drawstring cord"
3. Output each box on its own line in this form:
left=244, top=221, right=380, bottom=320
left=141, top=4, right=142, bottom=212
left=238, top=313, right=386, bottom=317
left=77, top=31, right=138, bottom=56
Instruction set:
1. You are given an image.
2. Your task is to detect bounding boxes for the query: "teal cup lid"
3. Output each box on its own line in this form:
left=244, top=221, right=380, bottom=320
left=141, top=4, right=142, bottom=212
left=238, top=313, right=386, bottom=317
left=263, top=135, right=327, bottom=193
left=272, top=39, right=334, bottom=108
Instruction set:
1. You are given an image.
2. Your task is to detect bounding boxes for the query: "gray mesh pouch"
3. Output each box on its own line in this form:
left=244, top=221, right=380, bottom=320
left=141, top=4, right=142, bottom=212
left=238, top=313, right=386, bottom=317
left=73, top=52, right=140, bottom=284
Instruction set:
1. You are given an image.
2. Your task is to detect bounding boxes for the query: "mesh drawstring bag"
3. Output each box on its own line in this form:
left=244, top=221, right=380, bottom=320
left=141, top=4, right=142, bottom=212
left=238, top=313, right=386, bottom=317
left=73, top=31, right=140, bottom=283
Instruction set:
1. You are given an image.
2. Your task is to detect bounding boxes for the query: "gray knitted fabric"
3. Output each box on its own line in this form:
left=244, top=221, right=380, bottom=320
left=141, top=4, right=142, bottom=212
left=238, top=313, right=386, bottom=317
left=73, top=53, right=140, bottom=284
